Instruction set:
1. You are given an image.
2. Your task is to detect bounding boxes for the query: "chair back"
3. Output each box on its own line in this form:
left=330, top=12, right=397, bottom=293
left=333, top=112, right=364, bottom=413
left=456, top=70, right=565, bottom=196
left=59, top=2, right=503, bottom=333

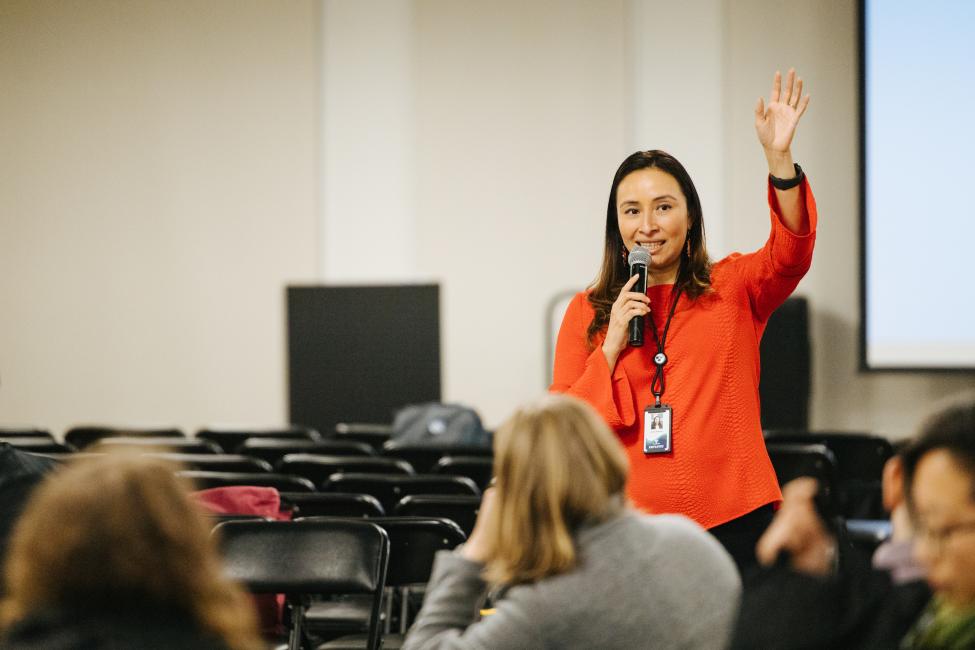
left=239, top=438, right=375, bottom=464
left=149, top=453, right=273, bottom=473
left=97, top=437, right=222, bottom=454
left=278, top=455, right=414, bottom=485
left=322, top=473, right=480, bottom=512
left=197, top=426, right=321, bottom=453
left=64, top=426, right=183, bottom=450
left=434, top=455, right=493, bottom=490
left=280, top=492, right=385, bottom=518
left=766, top=443, right=838, bottom=515
left=0, top=437, right=74, bottom=454
left=765, top=431, right=893, bottom=518
left=382, top=441, right=492, bottom=473
left=216, top=519, right=389, bottom=650
left=179, top=470, right=315, bottom=493
left=334, top=423, right=393, bottom=452
left=0, top=428, right=54, bottom=440
left=394, top=494, right=482, bottom=536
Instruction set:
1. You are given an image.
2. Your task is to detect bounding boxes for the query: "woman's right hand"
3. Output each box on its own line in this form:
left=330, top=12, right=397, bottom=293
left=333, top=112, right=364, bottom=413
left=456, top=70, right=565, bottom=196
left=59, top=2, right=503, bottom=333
left=602, top=274, right=650, bottom=370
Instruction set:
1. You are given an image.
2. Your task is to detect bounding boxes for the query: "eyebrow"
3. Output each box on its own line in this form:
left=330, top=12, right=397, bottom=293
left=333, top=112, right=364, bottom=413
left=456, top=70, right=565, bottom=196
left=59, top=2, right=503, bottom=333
left=619, top=195, right=678, bottom=206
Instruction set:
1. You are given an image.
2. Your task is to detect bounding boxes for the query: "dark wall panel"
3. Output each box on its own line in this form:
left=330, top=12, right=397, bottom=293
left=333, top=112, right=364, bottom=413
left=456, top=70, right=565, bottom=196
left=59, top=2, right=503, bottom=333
left=288, top=285, right=441, bottom=433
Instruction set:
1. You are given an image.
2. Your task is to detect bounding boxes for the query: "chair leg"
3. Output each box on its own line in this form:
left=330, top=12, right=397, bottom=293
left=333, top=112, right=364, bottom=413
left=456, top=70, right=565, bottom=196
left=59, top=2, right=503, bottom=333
left=400, top=586, right=410, bottom=634
left=289, top=600, right=306, bottom=650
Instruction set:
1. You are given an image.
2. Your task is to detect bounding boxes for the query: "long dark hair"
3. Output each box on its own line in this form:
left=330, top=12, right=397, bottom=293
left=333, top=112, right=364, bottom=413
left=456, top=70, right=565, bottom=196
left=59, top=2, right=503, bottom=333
left=586, top=150, right=712, bottom=347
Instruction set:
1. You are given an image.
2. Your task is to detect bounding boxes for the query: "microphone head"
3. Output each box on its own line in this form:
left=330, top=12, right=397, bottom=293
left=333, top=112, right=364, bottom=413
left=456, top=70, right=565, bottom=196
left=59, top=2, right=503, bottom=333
left=627, top=246, right=651, bottom=268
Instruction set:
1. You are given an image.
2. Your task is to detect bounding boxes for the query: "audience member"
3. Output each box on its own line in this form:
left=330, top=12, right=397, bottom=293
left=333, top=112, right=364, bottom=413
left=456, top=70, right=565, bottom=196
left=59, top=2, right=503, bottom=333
left=732, top=393, right=975, bottom=649
left=0, top=453, right=263, bottom=650
left=403, top=394, right=741, bottom=649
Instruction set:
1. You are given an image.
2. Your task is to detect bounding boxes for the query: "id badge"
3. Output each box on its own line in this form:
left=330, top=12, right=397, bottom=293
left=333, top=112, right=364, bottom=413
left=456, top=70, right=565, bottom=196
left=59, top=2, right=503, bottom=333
left=643, top=405, right=672, bottom=454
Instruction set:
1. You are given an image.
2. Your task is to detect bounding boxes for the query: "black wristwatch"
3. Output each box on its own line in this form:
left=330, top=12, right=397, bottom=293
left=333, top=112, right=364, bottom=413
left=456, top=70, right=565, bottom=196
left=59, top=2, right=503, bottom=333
left=769, top=163, right=804, bottom=190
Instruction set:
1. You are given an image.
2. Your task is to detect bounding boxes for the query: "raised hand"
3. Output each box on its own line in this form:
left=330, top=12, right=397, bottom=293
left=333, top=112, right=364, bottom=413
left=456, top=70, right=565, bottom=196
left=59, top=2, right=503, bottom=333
left=754, top=69, right=810, bottom=155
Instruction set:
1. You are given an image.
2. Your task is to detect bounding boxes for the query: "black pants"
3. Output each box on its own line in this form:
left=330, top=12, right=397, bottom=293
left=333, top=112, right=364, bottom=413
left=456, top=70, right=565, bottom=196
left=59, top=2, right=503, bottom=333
left=708, top=504, right=775, bottom=576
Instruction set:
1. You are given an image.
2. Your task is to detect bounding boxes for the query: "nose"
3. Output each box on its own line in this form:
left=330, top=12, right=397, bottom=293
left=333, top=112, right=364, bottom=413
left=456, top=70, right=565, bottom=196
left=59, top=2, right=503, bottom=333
left=639, top=212, right=657, bottom=233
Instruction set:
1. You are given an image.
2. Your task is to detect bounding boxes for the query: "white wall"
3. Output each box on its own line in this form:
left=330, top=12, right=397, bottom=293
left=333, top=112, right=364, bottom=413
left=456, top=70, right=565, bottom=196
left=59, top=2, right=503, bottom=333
left=3, top=0, right=970, bottom=438
left=0, top=0, right=320, bottom=435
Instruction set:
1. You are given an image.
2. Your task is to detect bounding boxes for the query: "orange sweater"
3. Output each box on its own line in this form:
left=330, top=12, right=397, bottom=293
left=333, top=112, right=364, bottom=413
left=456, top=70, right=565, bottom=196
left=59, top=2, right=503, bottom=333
left=551, top=179, right=817, bottom=529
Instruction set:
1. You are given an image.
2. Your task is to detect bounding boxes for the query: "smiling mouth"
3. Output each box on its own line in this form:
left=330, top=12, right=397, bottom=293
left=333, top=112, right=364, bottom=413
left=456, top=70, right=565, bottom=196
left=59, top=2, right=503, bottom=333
left=637, top=242, right=664, bottom=253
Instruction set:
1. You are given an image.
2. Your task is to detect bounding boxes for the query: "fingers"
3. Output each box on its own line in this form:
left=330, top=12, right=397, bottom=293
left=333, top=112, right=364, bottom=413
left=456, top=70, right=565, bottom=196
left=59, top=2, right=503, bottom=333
left=771, top=70, right=781, bottom=103
left=791, top=77, right=803, bottom=109
left=754, top=97, right=765, bottom=120
left=622, top=274, right=640, bottom=291
left=797, top=94, right=810, bottom=119
left=782, top=68, right=796, bottom=106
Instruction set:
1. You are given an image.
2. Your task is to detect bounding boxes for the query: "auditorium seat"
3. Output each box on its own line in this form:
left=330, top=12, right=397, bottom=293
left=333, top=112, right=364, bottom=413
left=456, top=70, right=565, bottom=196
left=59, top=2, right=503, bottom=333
left=280, top=492, right=386, bottom=519
left=196, top=425, right=321, bottom=454
left=277, top=455, right=415, bottom=486
left=321, top=474, right=480, bottom=513
left=64, top=426, right=184, bottom=450
left=215, top=519, right=389, bottom=650
left=333, top=423, right=393, bottom=452
left=145, top=453, right=273, bottom=473
left=178, top=470, right=316, bottom=493
left=239, top=438, right=376, bottom=465
left=766, top=442, right=839, bottom=516
left=765, top=430, right=893, bottom=518
left=393, top=494, right=481, bottom=537
left=0, top=437, right=75, bottom=454
left=96, top=437, right=222, bottom=454
left=0, top=428, right=54, bottom=441
left=433, top=455, right=493, bottom=490
left=381, top=442, right=492, bottom=474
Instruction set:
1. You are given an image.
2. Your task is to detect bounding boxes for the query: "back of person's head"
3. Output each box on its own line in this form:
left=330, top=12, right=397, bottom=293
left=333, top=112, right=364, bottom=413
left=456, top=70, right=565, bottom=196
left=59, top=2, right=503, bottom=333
left=902, top=393, right=975, bottom=504
left=0, top=452, right=261, bottom=649
left=484, top=394, right=628, bottom=585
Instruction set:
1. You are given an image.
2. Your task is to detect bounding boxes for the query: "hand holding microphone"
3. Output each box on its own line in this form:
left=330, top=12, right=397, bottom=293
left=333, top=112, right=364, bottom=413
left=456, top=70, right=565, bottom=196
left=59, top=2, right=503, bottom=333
left=627, top=246, right=650, bottom=347
left=601, top=247, right=651, bottom=370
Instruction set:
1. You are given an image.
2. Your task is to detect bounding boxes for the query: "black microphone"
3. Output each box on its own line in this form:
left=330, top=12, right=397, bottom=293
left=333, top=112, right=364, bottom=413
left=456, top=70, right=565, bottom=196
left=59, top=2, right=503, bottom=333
left=627, top=246, right=650, bottom=347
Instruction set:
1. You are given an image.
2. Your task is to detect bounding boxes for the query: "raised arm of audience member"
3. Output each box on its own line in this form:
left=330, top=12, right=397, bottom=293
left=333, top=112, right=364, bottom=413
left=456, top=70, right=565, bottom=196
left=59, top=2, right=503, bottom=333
left=403, top=395, right=741, bottom=650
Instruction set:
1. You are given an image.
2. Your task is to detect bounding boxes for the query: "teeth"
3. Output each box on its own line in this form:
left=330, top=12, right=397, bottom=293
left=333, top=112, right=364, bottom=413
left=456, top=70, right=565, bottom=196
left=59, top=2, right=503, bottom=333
left=638, top=243, right=663, bottom=252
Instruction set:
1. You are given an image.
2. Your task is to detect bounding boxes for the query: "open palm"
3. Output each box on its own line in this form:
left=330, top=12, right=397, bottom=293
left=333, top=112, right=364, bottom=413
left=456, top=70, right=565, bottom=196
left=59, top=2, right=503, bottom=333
left=755, top=69, right=810, bottom=153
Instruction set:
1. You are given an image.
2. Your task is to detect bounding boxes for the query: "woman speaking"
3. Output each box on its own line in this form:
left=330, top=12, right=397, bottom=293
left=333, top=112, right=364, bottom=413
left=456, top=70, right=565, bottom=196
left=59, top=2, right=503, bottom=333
left=551, top=69, right=817, bottom=569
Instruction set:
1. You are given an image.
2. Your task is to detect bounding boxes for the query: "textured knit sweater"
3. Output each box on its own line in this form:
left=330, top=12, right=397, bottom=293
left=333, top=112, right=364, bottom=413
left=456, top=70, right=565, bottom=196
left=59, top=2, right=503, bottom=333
left=402, top=509, right=741, bottom=650
left=550, top=179, right=817, bottom=529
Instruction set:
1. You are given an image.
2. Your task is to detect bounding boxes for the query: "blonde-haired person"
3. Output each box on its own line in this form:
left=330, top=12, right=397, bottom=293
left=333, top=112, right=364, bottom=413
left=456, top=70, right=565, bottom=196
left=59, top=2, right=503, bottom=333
left=403, top=394, right=741, bottom=650
left=0, top=453, right=263, bottom=650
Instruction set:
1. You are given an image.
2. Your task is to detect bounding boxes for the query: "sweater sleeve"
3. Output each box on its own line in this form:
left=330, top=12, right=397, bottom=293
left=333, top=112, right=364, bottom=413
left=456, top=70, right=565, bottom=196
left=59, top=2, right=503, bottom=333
left=401, top=551, right=544, bottom=650
left=548, top=293, right=638, bottom=429
left=732, top=177, right=818, bottom=323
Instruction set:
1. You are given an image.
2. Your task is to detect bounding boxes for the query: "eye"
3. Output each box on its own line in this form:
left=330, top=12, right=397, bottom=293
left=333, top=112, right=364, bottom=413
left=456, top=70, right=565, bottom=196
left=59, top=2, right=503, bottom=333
left=656, top=204, right=672, bottom=212
left=624, top=207, right=640, bottom=215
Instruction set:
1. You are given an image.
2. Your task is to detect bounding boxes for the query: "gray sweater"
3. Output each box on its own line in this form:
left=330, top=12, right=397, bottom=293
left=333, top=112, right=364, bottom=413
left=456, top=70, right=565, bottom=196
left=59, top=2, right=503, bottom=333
left=402, top=509, right=741, bottom=650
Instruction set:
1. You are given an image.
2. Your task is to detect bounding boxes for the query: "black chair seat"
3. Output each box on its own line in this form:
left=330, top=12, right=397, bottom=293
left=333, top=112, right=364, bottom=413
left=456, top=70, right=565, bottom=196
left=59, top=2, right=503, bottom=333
left=322, top=474, right=480, bottom=513
left=0, top=437, right=74, bottom=454
left=239, top=438, right=376, bottom=464
left=147, top=453, right=273, bottom=473
left=393, top=494, right=482, bottom=536
left=179, top=470, right=316, bottom=493
left=280, top=492, right=385, bottom=519
left=278, top=455, right=414, bottom=485
left=96, top=437, right=222, bottom=454
left=197, top=426, right=321, bottom=453
left=65, top=426, right=183, bottom=450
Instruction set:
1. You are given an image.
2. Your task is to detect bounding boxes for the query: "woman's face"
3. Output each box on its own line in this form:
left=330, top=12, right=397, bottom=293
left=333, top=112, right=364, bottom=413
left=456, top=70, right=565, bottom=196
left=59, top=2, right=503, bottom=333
left=616, top=168, right=690, bottom=283
left=911, top=449, right=975, bottom=608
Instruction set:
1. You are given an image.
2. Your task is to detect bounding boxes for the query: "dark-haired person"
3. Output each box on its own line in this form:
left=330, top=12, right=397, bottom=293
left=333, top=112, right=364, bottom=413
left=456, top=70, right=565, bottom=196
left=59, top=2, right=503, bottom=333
left=551, top=69, right=815, bottom=569
left=733, top=393, right=975, bottom=649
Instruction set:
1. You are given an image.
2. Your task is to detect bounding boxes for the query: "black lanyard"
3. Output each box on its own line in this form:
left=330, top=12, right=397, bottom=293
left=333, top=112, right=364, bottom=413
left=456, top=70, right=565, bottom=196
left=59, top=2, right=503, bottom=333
left=648, top=286, right=682, bottom=408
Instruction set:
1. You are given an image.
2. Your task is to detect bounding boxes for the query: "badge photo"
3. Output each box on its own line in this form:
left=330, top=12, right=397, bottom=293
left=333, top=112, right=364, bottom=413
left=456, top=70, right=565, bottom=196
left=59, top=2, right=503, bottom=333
left=644, top=405, right=672, bottom=454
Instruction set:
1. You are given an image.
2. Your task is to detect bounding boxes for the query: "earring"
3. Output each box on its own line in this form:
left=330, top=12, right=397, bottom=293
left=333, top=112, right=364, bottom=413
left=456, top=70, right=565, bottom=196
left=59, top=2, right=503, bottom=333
left=686, top=234, right=691, bottom=257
